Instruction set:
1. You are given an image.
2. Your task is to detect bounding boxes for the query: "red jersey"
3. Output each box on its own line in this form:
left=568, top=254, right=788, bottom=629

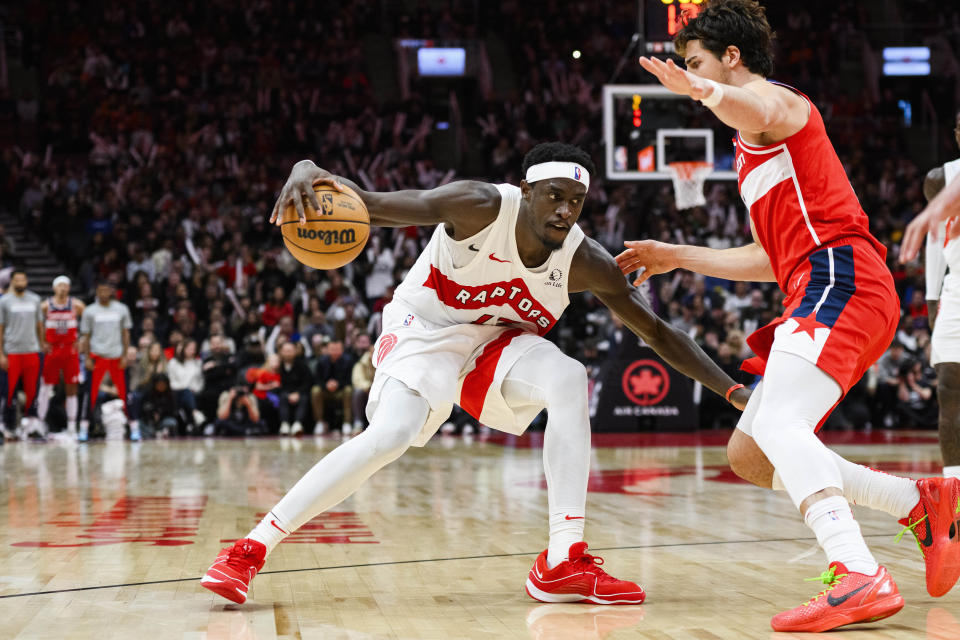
left=733, top=83, right=887, bottom=292
left=44, top=297, right=79, bottom=348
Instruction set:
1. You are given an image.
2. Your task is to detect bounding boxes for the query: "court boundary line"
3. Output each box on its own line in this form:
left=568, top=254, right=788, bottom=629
left=0, top=533, right=899, bottom=600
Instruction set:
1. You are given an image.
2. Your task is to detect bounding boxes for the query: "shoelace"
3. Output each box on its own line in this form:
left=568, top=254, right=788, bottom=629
left=894, top=492, right=960, bottom=552
left=800, top=566, right=846, bottom=607
left=570, top=551, right=619, bottom=584
left=894, top=513, right=929, bottom=554
left=225, top=542, right=261, bottom=570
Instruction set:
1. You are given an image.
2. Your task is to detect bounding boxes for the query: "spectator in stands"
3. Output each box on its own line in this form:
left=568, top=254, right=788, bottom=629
left=350, top=336, right=375, bottom=434
left=311, top=339, right=355, bottom=435
left=262, top=285, right=293, bottom=328
left=215, top=384, right=264, bottom=436
left=896, top=358, right=937, bottom=428
left=199, top=334, right=238, bottom=422
left=277, top=341, right=312, bottom=436
left=139, top=373, right=181, bottom=437
left=167, top=339, right=204, bottom=427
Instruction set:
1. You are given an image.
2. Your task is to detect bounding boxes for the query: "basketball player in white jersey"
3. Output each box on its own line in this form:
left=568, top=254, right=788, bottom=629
left=201, top=142, right=752, bottom=606
left=920, top=111, right=960, bottom=482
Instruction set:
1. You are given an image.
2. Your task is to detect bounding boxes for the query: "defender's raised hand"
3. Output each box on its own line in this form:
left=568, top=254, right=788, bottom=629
left=638, top=56, right=718, bottom=102
left=270, top=160, right=345, bottom=226
left=615, top=240, right=680, bottom=286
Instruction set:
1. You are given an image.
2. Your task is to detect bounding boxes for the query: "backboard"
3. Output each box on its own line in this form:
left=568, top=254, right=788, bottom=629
left=602, top=84, right=738, bottom=182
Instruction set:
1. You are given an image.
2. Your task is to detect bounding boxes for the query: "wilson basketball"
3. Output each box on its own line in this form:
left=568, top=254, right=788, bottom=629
left=280, top=183, right=370, bottom=270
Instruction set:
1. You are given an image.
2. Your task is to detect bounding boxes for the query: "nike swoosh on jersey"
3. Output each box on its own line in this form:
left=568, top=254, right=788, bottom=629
left=564, top=515, right=584, bottom=520
left=488, top=253, right=509, bottom=263
left=270, top=519, right=288, bottom=534
left=826, top=582, right=870, bottom=607
left=468, top=244, right=480, bottom=251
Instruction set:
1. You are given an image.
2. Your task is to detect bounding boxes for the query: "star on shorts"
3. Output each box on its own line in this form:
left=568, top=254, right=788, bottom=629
left=791, top=314, right=828, bottom=340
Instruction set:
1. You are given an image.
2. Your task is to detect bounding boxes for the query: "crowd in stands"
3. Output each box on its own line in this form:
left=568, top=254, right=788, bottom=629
left=2, top=0, right=959, bottom=436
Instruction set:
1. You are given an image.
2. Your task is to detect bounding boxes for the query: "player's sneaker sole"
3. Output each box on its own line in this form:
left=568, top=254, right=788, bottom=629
left=524, top=578, right=643, bottom=605
left=772, top=594, right=904, bottom=633
left=201, top=572, right=249, bottom=604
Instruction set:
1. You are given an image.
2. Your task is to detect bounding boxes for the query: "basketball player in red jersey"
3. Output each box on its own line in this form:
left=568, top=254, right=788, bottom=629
left=201, top=142, right=752, bottom=606
left=616, top=0, right=960, bottom=632
left=38, top=276, right=84, bottom=439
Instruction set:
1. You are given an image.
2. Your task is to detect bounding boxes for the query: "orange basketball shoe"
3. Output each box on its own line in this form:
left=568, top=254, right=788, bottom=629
left=896, top=477, right=960, bottom=597
left=525, top=542, right=646, bottom=605
left=200, top=538, right=266, bottom=604
left=770, top=562, right=903, bottom=633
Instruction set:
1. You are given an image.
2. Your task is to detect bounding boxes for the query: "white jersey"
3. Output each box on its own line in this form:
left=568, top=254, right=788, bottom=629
left=926, top=157, right=960, bottom=299
left=392, top=183, right=584, bottom=335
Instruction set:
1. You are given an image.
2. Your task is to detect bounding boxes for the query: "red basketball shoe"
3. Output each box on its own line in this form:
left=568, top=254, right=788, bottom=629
left=201, top=538, right=266, bottom=604
left=525, top=542, right=645, bottom=605
left=770, top=563, right=903, bottom=633
left=896, top=477, right=960, bottom=597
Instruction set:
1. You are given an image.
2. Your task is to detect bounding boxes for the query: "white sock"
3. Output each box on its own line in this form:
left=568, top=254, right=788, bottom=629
left=262, top=378, right=428, bottom=557
left=944, top=465, right=960, bottom=480
left=827, top=450, right=920, bottom=519
left=547, top=511, right=584, bottom=569
left=500, top=345, right=591, bottom=570
left=65, top=396, right=78, bottom=432
left=805, top=495, right=879, bottom=576
left=37, top=384, right=53, bottom=421
left=769, top=449, right=919, bottom=519
left=247, top=510, right=292, bottom=554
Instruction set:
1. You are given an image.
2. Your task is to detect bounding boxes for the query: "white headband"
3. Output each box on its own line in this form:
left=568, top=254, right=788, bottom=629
left=525, top=161, right=590, bottom=190
left=52, top=275, right=71, bottom=288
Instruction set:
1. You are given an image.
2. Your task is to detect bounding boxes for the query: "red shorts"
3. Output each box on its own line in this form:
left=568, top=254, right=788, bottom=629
left=43, top=345, right=80, bottom=385
left=742, top=238, right=899, bottom=396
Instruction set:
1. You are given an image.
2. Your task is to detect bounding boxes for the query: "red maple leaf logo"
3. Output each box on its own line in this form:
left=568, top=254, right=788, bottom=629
left=629, top=369, right=662, bottom=396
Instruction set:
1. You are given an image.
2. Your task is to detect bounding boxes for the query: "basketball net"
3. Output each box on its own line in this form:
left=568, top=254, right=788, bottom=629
left=667, top=161, right=713, bottom=210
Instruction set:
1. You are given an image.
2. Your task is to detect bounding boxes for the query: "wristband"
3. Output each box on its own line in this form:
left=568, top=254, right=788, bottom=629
left=725, top=383, right=745, bottom=403
left=700, top=79, right=724, bottom=108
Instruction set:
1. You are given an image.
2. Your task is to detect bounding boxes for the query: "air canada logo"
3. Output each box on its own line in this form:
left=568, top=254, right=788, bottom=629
left=574, top=166, right=582, bottom=181
left=621, top=359, right=669, bottom=406
left=320, top=192, right=335, bottom=215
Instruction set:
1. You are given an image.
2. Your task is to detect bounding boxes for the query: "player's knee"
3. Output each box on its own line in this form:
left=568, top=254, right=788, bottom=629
left=547, top=357, right=588, bottom=402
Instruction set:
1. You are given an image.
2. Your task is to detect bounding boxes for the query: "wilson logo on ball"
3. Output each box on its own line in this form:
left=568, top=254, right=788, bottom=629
left=296, top=227, right=358, bottom=245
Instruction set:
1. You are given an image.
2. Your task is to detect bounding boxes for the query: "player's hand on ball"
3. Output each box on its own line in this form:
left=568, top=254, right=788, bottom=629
left=615, top=240, right=680, bottom=286
left=270, top=160, right=344, bottom=227
left=729, top=386, right=751, bottom=411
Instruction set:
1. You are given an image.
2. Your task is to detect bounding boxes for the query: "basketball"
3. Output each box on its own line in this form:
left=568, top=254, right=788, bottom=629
left=280, top=183, right=370, bottom=270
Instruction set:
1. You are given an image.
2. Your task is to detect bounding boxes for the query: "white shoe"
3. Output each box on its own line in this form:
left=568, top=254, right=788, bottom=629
left=353, top=419, right=364, bottom=434
left=290, top=421, right=303, bottom=436
left=313, top=421, right=327, bottom=435
left=341, top=422, right=353, bottom=436
left=279, top=422, right=291, bottom=436
left=192, top=410, right=206, bottom=426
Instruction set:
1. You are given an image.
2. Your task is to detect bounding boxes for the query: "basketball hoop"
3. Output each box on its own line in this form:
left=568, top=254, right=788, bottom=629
left=667, top=161, right=713, bottom=210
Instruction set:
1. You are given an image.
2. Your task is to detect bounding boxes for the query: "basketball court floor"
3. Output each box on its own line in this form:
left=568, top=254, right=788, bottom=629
left=1, top=430, right=957, bottom=639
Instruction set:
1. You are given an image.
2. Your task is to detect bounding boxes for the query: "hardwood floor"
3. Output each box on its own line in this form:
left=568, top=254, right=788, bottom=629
left=0, top=430, right=956, bottom=639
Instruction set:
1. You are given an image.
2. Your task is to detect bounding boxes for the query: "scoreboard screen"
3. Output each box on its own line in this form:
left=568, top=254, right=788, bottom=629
left=644, top=0, right=704, bottom=52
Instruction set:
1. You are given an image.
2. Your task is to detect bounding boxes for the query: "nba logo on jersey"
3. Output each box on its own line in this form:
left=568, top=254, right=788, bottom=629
left=403, top=314, right=415, bottom=326
left=573, top=166, right=582, bottom=181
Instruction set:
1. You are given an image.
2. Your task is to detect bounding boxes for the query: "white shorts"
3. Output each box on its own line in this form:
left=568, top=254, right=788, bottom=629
left=367, top=302, right=550, bottom=446
left=932, top=277, right=960, bottom=366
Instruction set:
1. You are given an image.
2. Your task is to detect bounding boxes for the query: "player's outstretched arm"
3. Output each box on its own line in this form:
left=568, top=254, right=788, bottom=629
left=572, top=238, right=750, bottom=409
left=615, top=240, right=775, bottom=286
left=638, top=57, right=804, bottom=137
left=902, top=169, right=960, bottom=263
left=269, top=159, right=500, bottom=232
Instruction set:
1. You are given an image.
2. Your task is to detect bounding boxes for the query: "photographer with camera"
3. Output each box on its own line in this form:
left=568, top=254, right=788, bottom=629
left=215, top=382, right=265, bottom=436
